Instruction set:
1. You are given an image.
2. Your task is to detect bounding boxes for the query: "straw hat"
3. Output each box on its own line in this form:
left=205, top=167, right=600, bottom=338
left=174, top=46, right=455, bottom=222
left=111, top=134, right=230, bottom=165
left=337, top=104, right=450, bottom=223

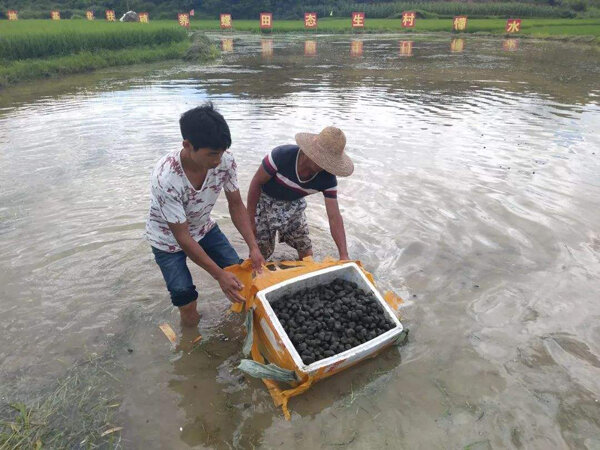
left=295, top=126, right=354, bottom=177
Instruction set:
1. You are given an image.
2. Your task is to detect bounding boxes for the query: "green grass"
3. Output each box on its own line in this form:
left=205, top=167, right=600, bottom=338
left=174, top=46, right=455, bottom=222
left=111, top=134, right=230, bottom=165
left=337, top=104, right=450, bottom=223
left=0, top=41, right=189, bottom=87
left=305, top=1, right=573, bottom=19
left=190, top=17, right=600, bottom=39
left=0, top=21, right=224, bottom=87
left=0, top=353, right=123, bottom=449
left=0, top=20, right=188, bottom=60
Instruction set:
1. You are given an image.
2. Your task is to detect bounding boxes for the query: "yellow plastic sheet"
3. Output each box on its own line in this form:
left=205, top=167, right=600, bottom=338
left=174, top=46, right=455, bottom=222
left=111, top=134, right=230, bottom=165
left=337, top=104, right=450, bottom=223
left=227, top=257, right=403, bottom=419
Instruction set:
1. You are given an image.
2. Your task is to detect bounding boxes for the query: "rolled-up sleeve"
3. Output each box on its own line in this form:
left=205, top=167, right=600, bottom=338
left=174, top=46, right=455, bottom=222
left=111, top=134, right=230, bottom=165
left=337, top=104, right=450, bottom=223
left=224, top=154, right=239, bottom=192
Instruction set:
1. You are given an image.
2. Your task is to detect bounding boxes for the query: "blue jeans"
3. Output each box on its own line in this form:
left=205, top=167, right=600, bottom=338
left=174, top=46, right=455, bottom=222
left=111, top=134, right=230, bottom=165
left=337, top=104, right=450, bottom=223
left=152, top=224, right=242, bottom=307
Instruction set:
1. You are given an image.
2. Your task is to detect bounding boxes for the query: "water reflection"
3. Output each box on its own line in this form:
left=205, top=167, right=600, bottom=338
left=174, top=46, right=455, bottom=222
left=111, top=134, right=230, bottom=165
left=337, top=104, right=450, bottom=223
left=399, top=40, right=413, bottom=57
left=221, top=38, right=234, bottom=52
left=350, top=39, right=363, bottom=57
left=451, top=38, right=465, bottom=53
left=503, top=38, right=519, bottom=52
left=261, top=38, right=273, bottom=58
left=304, top=40, right=317, bottom=57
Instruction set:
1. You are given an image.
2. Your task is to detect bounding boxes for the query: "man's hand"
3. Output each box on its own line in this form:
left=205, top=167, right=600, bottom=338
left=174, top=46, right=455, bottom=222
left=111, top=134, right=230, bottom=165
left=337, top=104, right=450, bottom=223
left=249, top=246, right=265, bottom=273
left=216, top=271, right=245, bottom=304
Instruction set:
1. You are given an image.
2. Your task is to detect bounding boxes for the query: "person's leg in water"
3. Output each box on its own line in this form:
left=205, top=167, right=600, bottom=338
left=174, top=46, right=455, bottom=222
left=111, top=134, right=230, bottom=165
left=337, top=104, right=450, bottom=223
left=152, top=247, right=200, bottom=327
left=153, top=225, right=243, bottom=327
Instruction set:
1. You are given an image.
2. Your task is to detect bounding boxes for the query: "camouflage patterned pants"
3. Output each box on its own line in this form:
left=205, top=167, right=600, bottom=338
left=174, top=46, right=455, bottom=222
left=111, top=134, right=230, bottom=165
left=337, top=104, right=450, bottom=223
left=255, top=192, right=312, bottom=259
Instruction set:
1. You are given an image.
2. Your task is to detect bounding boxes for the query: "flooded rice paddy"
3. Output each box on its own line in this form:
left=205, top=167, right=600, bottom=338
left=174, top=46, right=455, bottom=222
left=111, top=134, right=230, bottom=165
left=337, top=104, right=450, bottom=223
left=1, top=34, right=600, bottom=449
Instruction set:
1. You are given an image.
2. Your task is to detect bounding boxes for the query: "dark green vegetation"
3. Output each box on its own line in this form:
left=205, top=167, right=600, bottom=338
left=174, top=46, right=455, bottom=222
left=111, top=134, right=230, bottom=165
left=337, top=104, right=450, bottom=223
left=0, top=0, right=195, bottom=20
left=0, top=41, right=189, bottom=87
left=2, top=0, right=599, bottom=20
left=0, top=21, right=219, bottom=87
left=0, top=20, right=187, bottom=60
left=202, top=0, right=600, bottom=19
left=271, top=278, right=396, bottom=365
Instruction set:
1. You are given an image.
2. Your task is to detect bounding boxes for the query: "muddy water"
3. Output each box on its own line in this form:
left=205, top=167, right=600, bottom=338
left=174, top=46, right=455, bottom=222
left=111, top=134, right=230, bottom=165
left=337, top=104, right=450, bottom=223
left=1, top=34, right=600, bottom=449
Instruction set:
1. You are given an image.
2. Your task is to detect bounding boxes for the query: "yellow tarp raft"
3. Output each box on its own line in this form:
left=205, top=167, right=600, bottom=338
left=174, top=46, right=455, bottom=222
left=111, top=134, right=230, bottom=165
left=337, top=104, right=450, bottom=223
left=227, top=257, right=405, bottom=420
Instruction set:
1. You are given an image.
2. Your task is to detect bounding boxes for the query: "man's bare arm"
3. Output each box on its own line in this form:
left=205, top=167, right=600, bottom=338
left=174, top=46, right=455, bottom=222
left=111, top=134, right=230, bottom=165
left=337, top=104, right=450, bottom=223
left=325, top=197, right=349, bottom=260
left=247, top=165, right=273, bottom=235
left=225, top=189, right=265, bottom=271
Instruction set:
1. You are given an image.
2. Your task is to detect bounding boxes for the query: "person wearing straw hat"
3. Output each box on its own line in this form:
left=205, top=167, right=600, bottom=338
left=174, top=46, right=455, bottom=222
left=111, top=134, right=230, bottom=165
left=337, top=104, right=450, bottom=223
left=247, top=126, right=353, bottom=261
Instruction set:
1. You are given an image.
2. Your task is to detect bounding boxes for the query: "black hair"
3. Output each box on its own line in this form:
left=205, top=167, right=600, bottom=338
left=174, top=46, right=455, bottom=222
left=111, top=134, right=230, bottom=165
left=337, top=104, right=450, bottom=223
left=179, top=102, right=231, bottom=151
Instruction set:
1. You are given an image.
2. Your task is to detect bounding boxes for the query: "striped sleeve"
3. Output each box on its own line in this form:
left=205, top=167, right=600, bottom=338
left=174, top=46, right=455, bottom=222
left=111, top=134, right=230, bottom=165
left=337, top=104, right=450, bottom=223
left=261, top=151, right=278, bottom=176
left=323, top=184, right=338, bottom=199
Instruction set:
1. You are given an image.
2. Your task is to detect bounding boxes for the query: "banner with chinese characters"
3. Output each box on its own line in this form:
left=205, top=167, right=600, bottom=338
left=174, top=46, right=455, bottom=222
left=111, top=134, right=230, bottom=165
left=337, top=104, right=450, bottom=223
left=220, top=14, right=232, bottom=29
left=399, top=41, right=413, bottom=57
left=7, top=10, right=18, bottom=20
left=260, top=12, right=272, bottom=30
left=453, top=16, right=468, bottom=32
left=85, top=10, right=94, bottom=20
left=402, top=11, right=416, bottom=28
left=506, top=19, right=522, bottom=33
left=105, top=10, right=116, bottom=22
left=222, top=38, right=233, bottom=52
left=503, top=39, right=519, bottom=51
left=352, top=12, right=365, bottom=29
left=51, top=10, right=61, bottom=20
left=261, top=39, right=273, bottom=57
left=450, top=38, right=465, bottom=53
left=304, top=12, right=317, bottom=29
left=304, top=40, right=317, bottom=56
left=178, top=13, right=190, bottom=28
left=350, top=40, right=363, bottom=57
left=139, top=12, right=149, bottom=23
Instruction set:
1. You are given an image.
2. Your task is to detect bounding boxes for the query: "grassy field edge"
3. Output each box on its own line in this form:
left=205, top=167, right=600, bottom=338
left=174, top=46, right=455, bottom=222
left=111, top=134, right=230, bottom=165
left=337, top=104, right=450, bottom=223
left=191, top=18, right=600, bottom=41
left=0, top=41, right=190, bottom=87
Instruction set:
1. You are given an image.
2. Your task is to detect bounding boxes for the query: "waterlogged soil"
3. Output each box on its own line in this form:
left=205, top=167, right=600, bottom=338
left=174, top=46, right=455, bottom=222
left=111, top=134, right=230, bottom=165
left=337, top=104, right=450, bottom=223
left=1, top=34, right=600, bottom=449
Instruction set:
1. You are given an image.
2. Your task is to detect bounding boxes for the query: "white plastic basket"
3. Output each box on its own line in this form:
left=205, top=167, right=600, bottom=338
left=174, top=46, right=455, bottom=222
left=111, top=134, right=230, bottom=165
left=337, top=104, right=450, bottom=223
left=255, top=262, right=403, bottom=376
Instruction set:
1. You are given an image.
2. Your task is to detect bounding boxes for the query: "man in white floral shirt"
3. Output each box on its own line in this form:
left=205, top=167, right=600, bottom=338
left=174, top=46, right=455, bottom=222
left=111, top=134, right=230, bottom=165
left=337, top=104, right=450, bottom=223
left=146, top=103, right=264, bottom=326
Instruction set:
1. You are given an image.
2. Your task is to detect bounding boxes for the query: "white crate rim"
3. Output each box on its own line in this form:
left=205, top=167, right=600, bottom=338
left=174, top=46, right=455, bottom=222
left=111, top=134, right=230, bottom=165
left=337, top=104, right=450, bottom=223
left=255, top=262, right=403, bottom=374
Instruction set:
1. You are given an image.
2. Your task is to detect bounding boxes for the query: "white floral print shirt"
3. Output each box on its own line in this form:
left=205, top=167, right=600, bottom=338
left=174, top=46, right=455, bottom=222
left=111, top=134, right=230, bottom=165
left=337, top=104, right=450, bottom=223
left=145, top=149, right=238, bottom=252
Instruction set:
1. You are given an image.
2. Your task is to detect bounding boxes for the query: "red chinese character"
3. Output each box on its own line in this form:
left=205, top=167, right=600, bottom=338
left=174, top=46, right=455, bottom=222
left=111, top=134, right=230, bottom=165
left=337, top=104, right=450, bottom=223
left=106, top=10, right=115, bottom=22
left=402, top=12, right=416, bottom=28
left=352, top=12, right=365, bottom=28
left=453, top=16, right=468, bottom=32
left=178, top=13, right=190, bottom=28
left=304, top=12, right=317, bottom=29
left=139, top=13, right=149, bottom=23
left=506, top=19, right=522, bottom=33
left=220, top=14, right=232, bottom=29
left=51, top=10, right=60, bottom=20
left=86, top=10, right=94, bottom=20
left=260, top=12, right=272, bottom=29
left=7, top=10, right=18, bottom=20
